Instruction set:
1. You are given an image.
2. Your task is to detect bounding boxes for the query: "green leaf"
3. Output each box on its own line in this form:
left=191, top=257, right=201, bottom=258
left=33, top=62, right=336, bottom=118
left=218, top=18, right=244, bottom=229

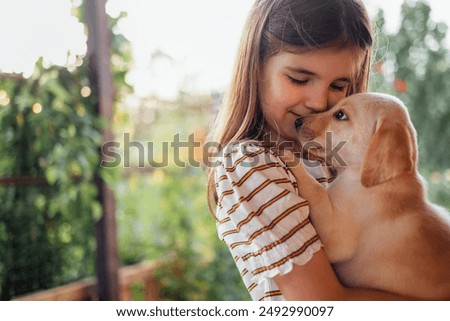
left=45, top=166, right=59, bottom=185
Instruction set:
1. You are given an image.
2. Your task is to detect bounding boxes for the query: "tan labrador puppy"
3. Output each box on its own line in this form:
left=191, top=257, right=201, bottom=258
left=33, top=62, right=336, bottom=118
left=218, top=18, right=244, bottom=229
left=290, top=92, right=450, bottom=299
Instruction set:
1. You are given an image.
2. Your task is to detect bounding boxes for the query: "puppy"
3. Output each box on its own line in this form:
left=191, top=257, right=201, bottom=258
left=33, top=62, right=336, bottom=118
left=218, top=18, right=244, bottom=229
left=291, top=92, right=450, bottom=300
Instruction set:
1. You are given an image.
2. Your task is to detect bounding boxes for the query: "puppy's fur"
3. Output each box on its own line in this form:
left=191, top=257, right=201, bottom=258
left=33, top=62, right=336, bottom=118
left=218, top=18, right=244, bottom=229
left=292, top=92, right=450, bottom=299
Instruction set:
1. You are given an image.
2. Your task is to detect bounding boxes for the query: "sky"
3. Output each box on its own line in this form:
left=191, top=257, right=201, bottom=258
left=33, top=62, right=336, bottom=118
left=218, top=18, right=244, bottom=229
left=0, top=0, right=449, bottom=100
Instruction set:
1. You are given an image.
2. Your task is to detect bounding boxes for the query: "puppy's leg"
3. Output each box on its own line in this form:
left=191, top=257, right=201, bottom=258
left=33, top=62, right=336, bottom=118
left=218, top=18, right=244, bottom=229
left=281, top=152, right=356, bottom=262
left=280, top=151, right=332, bottom=215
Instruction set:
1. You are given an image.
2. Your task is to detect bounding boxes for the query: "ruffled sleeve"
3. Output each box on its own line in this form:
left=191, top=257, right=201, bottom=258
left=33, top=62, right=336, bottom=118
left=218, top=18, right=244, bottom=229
left=215, top=142, right=324, bottom=284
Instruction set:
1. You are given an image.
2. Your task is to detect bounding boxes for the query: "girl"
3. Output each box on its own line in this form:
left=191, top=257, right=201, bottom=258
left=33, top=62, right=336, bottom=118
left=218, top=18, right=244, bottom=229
left=207, top=0, right=407, bottom=301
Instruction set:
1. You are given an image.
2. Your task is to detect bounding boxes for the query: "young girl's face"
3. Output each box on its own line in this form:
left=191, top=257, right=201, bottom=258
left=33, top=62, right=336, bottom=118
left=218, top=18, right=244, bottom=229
left=259, top=46, right=359, bottom=143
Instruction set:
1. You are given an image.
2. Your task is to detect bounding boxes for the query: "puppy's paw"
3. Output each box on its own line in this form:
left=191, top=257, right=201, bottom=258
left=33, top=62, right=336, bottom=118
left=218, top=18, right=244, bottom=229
left=278, top=149, right=299, bottom=167
left=279, top=150, right=325, bottom=198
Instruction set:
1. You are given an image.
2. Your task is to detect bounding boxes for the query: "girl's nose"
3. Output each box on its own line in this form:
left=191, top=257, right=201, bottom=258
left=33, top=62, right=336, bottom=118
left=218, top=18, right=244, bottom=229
left=305, top=90, right=328, bottom=112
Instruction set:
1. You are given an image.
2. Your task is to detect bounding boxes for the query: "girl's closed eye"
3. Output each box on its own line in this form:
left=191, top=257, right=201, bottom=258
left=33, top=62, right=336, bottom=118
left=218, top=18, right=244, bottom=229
left=287, top=75, right=308, bottom=85
left=330, top=82, right=348, bottom=92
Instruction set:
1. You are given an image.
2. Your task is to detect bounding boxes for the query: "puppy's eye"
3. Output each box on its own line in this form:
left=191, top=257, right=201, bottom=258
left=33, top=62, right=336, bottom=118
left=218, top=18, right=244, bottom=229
left=334, top=110, right=348, bottom=121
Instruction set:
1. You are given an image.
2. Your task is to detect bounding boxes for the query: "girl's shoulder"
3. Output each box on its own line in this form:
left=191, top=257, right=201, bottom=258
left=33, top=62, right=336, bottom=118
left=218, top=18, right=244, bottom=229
left=219, top=140, right=283, bottom=169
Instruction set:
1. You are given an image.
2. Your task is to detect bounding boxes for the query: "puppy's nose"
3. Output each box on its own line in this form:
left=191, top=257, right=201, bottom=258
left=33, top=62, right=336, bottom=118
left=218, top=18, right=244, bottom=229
left=295, top=118, right=303, bottom=130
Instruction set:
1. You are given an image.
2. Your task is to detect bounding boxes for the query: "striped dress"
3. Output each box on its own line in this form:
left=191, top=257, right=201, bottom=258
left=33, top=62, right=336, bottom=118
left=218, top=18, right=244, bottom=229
left=214, top=141, right=332, bottom=301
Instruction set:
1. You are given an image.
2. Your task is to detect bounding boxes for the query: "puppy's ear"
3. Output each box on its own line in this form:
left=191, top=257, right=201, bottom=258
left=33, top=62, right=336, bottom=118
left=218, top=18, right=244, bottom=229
left=360, top=117, right=415, bottom=187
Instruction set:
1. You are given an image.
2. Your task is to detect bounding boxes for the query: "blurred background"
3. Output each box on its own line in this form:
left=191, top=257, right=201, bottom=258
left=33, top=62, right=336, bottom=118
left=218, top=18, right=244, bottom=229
left=0, top=0, right=448, bottom=301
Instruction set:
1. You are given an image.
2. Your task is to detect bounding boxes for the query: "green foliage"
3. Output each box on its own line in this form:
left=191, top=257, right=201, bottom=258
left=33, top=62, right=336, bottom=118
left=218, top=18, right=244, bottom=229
left=115, top=98, right=250, bottom=300
left=370, top=0, right=450, bottom=173
left=0, top=2, right=133, bottom=300
left=392, top=1, right=450, bottom=171
left=421, top=170, right=450, bottom=210
left=117, top=166, right=249, bottom=300
left=0, top=60, right=100, bottom=300
left=153, top=166, right=249, bottom=301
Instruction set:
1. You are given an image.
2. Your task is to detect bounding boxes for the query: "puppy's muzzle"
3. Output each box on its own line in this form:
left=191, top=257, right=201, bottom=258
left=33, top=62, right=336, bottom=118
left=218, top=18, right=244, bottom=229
left=295, top=117, right=315, bottom=141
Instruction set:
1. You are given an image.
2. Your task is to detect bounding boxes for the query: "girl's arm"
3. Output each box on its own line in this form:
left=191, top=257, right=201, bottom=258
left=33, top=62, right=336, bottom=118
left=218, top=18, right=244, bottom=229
left=274, top=249, right=413, bottom=300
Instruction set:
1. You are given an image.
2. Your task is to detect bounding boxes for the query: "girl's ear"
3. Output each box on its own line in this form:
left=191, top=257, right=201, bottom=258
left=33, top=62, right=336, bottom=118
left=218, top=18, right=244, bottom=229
left=360, top=117, right=415, bottom=188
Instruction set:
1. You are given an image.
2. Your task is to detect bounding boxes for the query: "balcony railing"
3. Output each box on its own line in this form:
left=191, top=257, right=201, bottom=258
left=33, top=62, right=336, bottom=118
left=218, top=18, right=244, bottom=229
left=14, top=261, right=160, bottom=301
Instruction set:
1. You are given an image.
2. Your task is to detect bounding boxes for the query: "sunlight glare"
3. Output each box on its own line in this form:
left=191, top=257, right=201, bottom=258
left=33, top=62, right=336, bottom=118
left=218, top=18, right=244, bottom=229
left=0, top=0, right=86, bottom=77
left=0, top=90, right=10, bottom=106
left=32, top=103, right=43, bottom=114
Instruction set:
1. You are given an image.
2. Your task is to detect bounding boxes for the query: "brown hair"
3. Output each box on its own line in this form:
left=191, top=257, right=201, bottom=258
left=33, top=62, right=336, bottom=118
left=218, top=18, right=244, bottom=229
left=207, top=0, right=373, bottom=211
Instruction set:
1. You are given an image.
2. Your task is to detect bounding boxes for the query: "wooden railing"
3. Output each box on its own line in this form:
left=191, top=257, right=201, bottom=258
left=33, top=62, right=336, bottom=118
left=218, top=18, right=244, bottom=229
left=119, top=261, right=161, bottom=301
left=14, top=261, right=161, bottom=301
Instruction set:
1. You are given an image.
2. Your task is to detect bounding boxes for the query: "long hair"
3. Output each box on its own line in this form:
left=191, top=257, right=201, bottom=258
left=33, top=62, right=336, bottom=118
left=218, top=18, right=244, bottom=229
left=207, top=0, right=373, bottom=212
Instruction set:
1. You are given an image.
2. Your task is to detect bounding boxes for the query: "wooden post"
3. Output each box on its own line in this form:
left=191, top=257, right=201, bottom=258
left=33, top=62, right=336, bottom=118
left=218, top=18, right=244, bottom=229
left=84, top=0, right=120, bottom=300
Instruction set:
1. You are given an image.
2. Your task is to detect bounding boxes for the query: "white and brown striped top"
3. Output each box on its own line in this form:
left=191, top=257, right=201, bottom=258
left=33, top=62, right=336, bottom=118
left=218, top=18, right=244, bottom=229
left=214, top=142, right=332, bottom=301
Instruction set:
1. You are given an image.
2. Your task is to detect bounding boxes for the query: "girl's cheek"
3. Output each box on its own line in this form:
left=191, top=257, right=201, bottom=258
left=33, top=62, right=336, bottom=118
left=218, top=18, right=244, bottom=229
left=264, top=88, right=285, bottom=109
left=330, top=92, right=347, bottom=106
